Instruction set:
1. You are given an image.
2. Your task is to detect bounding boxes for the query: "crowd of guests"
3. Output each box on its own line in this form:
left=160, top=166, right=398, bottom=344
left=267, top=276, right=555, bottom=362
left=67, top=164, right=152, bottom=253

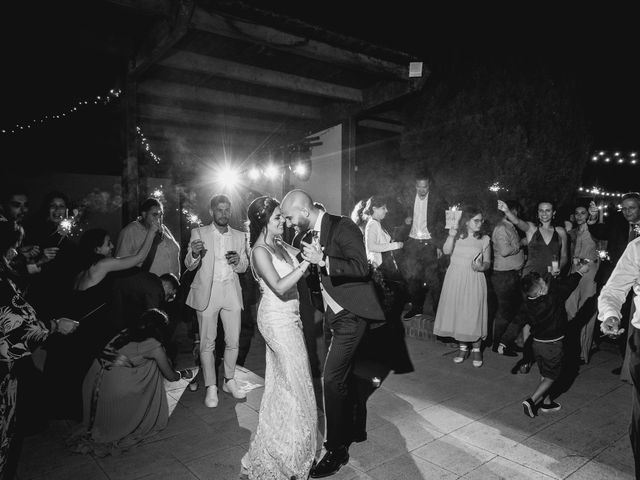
left=1, top=175, right=639, bottom=478
left=349, top=173, right=640, bottom=419
left=0, top=188, right=189, bottom=477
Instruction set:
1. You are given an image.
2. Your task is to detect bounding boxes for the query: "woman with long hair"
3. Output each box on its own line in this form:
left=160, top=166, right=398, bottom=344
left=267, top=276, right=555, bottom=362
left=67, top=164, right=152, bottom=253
left=350, top=199, right=367, bottom=235
left=241, top=196, right=317, bottom=479
left=433, top=206, right=491, bottom=367
left=69, top=308, right=192, bottom=457
left=498, top=199, right=568, bottom=277
left=44, top=223, right=160, bottom=421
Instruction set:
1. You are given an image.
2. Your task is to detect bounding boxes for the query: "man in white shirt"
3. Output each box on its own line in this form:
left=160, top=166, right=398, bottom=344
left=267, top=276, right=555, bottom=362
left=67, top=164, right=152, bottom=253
left=185, top=194, right=249, bottom=408
left=400, top=172, right=446, bottom=319
left=599, top=237, right=640, bottom=475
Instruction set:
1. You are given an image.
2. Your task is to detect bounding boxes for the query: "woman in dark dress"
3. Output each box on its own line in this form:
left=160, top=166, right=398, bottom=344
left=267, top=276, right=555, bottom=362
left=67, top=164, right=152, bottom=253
left=44, top=224, right=159, bottom=420
left=0, top=221, right=78, bottom=477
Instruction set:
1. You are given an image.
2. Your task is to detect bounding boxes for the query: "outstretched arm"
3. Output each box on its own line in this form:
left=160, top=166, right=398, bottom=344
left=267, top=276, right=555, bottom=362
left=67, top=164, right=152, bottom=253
left=93, top=222, right=159, bottom=278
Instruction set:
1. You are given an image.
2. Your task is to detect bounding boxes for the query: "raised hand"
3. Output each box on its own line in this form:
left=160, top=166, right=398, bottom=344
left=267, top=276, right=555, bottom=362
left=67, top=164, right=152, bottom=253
left=497, top=200, right=509, bottom=213
left=191, top=239, right=205, bottom=258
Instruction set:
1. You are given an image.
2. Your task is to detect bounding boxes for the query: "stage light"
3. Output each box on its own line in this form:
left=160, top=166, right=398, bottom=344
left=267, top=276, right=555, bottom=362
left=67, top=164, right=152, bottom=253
left=217, top=166, right=240, bottom=187
left=264, top=164, right=279, bottom=179
left=248, top=167, right=260, bottom=181
left=293, top=163, right=307, bottom=176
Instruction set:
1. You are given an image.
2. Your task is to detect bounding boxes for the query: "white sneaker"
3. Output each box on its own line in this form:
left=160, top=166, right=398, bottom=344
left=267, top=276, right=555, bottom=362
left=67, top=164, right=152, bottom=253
left=204, top=386, right=218, bottom=408
left=222, top=378, right=246, bottom=399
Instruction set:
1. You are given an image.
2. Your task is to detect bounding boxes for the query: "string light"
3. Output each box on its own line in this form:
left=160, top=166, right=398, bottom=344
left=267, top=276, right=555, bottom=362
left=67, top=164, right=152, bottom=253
left=577, top=186, right=625, bottom=197
left=136, top=126, right=161, bottom=164
left=1, top=89, right=121, bottom=135
left=590, top=150, right=638, bottom=165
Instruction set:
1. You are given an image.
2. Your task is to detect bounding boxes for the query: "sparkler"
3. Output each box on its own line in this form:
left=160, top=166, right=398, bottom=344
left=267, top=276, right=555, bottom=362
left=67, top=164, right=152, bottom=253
left=596, top=250, right=610, bottom=261
left=489, top=181, right=509, bottom=200
left=182, top=208, right=202, bottom=227
left=151, top=188, right=164, bottom=200
left=56, top=218, right=75, bottom=246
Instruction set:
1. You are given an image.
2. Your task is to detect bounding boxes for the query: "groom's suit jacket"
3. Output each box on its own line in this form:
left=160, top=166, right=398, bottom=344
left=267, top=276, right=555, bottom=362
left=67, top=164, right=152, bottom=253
left=317, top=213, right=385, bottom=322
left=184, top=224, right=249, bottom=312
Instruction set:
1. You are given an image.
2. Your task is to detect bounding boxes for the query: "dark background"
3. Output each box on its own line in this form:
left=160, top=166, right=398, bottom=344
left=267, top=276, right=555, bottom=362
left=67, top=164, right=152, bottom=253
left=1, top=2, right=638, bottom=192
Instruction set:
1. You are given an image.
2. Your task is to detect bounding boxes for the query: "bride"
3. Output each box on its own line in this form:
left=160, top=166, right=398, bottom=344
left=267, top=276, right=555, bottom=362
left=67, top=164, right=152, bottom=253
left=242, top=196, right=317, bottom=479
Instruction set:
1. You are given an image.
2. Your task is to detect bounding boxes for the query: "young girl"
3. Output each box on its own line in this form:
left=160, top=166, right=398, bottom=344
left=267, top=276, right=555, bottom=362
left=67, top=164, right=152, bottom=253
left=433, top=206, right=491, bottom=367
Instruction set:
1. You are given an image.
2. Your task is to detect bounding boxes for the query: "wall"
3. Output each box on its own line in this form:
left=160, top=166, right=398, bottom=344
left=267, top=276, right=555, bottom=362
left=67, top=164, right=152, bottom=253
left=289, top=124, right=343, bottom=214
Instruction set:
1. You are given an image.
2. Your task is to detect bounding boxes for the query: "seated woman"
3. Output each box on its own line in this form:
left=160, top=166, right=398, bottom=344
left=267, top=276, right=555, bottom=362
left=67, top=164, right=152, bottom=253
left=0, top=221, right=78, bottom=478
left=69, top=308, right=192, bottom=457
left=44, top=224, right=160, bottom=421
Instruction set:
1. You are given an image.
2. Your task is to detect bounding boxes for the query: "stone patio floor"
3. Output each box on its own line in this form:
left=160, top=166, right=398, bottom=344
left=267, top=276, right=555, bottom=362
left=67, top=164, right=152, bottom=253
left=17, top=321, right=635, bottom=480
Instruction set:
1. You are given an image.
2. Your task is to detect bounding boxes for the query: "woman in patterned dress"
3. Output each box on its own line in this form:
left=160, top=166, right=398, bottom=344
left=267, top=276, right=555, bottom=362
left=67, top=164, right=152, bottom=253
left=0, top=221, right=77, bottom=476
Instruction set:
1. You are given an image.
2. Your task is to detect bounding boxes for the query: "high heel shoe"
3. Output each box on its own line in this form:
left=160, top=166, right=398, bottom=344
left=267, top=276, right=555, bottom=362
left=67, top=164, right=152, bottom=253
left=453, top=345, right=469, bottom=363
left=471, top=347, right=483, bottom=368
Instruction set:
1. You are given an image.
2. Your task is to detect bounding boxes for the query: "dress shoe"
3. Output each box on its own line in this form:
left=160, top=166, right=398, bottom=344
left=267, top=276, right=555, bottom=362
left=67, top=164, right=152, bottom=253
left=310, top=446, right=349, bottom=478
left=222, top=378, right=247, bottom=399
left=496, top=343, right=518, bottom=357
left=204, top=386, right=218, bottom=408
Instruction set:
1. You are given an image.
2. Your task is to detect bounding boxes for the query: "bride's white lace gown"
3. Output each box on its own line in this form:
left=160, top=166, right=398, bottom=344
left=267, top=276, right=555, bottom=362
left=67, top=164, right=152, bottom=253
left=243, top=245, right=317, bottom=479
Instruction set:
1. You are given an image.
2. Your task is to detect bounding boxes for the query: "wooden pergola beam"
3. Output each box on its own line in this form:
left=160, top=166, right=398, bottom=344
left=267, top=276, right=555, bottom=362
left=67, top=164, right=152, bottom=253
left=160, top=50, right=363, bottom=102
left=141, top=121, right=293, bottom=149
left=358, top=119, right=403, bottom=133
left=131, top=0, right=196, bottom=77
left=139, top=80, right=324, bottom=119
left=138, top=102, right=312, bottom=136
left=191, top=7, right=411, bottom=80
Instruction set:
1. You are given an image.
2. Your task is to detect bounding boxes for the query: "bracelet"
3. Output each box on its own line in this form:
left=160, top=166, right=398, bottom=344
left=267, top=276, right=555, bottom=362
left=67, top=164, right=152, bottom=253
left=193, top=340, right=200, bottom=344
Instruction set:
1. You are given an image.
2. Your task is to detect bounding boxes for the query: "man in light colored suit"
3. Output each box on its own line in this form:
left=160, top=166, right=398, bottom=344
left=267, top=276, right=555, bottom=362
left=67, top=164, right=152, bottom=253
left=185, top=194, right=249, bottom=407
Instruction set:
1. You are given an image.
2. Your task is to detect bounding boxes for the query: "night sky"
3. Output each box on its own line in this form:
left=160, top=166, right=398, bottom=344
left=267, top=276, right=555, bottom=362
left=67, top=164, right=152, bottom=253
left=2, top=2, right=638, bottom=191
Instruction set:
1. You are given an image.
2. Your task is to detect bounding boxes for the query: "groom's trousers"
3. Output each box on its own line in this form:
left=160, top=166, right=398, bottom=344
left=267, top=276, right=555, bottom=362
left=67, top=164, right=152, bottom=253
left=197, top=279, right=242, bottom=387
left=323, top=307, right=368, bottom=451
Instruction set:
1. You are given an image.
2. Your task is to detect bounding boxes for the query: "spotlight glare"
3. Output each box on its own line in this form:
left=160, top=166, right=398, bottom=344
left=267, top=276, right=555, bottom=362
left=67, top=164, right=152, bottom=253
left=218, top=167, right=240, bottom=187
left=248, top=168, right=260, bottom=181
left=264, top=164, right=279, bottom=179
left=293, top=163, right=308, bottom=177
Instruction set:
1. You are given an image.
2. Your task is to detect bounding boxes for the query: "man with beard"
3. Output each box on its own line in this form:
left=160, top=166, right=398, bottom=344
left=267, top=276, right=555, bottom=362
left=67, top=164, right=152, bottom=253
left=185, top=194, right=249, bottom=408
left=280, top=190, right=386, bottom=478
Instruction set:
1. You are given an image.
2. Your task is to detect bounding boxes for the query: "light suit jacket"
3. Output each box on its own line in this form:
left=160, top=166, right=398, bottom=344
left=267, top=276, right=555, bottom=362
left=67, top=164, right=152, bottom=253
left=184, top=224, right=249, bottom=311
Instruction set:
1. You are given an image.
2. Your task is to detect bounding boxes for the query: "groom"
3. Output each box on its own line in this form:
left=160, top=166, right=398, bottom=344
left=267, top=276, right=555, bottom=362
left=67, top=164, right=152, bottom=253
left=281, top=190, right=386, bottom=478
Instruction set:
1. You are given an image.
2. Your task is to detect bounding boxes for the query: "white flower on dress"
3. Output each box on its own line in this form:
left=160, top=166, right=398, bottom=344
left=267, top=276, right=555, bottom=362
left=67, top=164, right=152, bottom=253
left=0, top=307, right=24, bottom=333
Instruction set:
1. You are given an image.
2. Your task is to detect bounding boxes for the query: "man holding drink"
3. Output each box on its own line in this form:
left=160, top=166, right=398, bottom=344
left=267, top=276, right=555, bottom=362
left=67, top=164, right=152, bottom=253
left=185, top=194, right=249, bottom=408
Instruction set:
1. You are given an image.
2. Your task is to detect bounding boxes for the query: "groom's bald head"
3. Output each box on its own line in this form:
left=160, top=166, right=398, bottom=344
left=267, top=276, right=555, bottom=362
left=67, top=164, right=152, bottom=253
left=281, top=189, right=319, bottom=232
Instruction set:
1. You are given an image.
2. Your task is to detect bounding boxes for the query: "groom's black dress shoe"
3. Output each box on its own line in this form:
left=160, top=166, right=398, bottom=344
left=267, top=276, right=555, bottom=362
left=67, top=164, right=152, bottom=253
left=309, top=446, right=349, bottom=478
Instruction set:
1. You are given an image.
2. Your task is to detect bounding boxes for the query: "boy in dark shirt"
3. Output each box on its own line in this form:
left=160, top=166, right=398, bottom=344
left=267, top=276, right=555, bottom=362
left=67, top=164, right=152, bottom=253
left=519, top=262, right=589, bottom=417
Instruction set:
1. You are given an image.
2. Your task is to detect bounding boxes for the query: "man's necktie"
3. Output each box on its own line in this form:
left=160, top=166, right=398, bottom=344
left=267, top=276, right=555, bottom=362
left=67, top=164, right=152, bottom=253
left=629, top=224, right=639, bottom=244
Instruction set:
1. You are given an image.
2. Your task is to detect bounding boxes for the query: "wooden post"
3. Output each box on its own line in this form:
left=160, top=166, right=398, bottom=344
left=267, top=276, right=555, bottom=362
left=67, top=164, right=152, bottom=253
left=341, top=117, right=356, bottom=216
left=122, top=79, right=139, bottom=225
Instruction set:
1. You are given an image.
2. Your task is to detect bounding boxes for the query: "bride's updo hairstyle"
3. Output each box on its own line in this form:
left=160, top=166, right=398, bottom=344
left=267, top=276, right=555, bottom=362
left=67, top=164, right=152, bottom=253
left=247, top=196, right=280, bottom=247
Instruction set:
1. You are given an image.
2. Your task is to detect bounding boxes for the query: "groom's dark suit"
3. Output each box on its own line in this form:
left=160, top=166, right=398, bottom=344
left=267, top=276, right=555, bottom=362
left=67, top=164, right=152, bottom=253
left=310, top=212, right=385, bottom=452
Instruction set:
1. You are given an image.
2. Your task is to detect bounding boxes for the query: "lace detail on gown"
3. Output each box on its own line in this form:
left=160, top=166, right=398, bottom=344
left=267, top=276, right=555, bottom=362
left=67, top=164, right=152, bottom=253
left=244, top=245, right=317, bottom=479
